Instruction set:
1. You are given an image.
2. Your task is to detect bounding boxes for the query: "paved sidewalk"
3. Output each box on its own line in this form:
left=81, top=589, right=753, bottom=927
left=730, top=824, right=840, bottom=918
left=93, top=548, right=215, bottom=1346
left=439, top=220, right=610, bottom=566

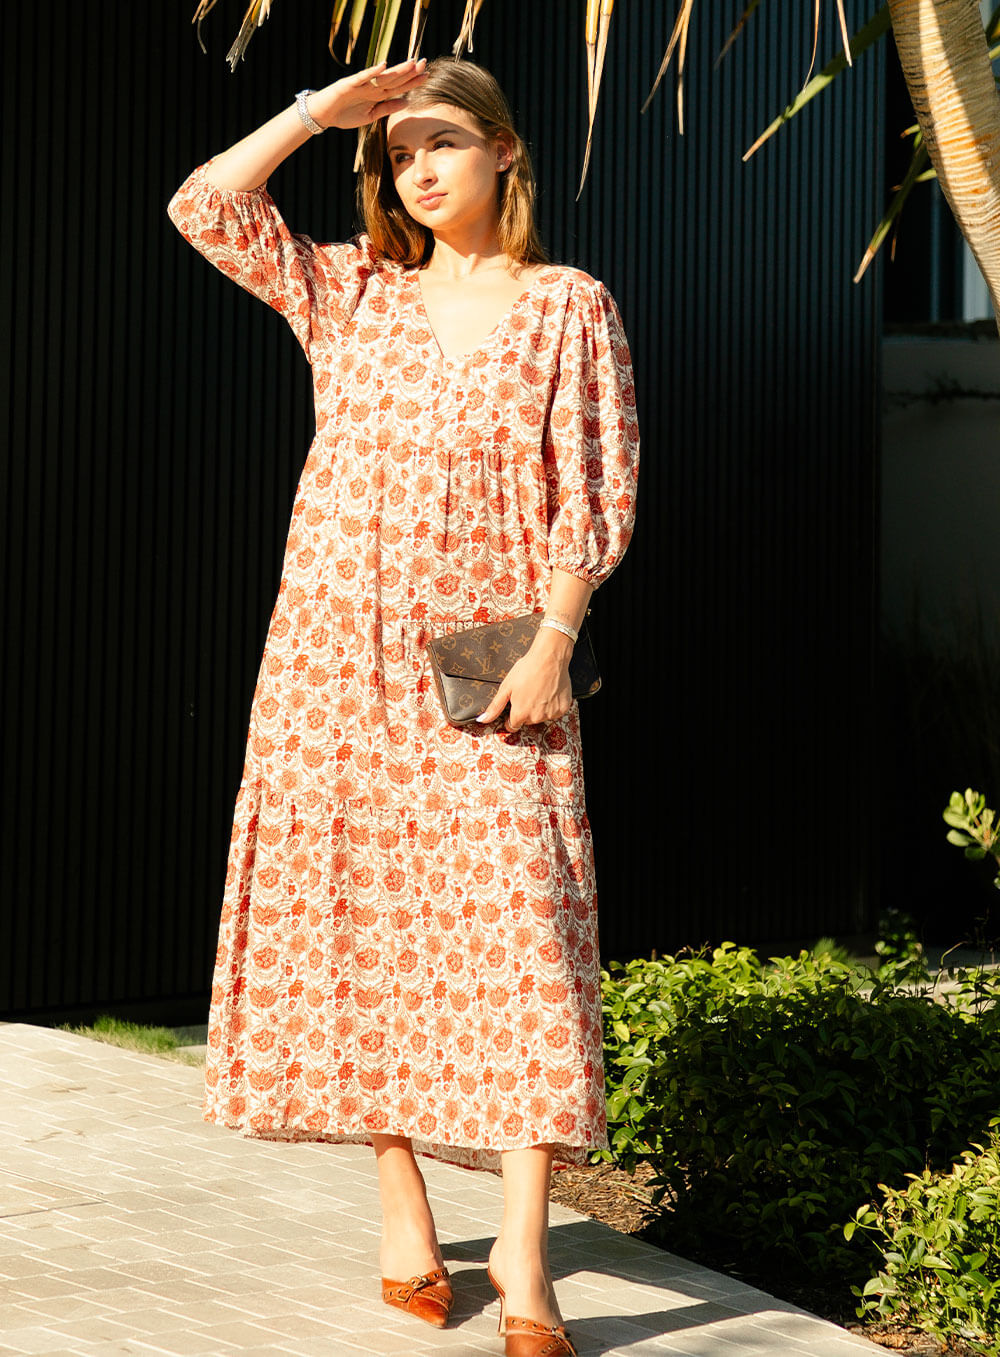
left=0, top=1023, right=882, bottom=1356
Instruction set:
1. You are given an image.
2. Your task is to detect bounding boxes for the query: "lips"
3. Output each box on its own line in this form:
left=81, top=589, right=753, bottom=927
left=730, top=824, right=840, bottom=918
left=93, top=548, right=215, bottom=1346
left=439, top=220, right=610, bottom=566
left=417, top=193, right=445, bottom=209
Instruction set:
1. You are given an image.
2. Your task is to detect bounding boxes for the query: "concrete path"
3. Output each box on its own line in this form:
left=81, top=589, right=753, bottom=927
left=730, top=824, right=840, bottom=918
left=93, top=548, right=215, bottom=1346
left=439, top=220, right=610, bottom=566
left=0, top=1023, right=883, bottom=1356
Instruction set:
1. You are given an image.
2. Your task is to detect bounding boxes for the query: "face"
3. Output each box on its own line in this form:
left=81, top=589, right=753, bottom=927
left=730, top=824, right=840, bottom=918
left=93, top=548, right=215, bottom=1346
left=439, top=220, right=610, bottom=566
left=385, top=102, right=512, bottom=238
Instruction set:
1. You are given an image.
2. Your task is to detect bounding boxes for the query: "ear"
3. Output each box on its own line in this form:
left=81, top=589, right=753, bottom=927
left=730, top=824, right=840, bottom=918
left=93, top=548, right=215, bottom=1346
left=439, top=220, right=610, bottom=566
left=495, top=135, right=514, bottom=172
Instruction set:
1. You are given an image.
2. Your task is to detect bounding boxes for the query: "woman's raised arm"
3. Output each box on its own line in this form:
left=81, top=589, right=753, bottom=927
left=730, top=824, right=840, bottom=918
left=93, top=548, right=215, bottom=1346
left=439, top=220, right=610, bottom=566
left=205, top=58, right=428, bottom=191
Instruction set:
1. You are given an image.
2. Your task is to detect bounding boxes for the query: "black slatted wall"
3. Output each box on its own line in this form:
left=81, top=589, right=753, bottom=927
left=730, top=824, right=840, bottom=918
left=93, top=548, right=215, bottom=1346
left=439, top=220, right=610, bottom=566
left=1, top=2, right=883, bottom=1020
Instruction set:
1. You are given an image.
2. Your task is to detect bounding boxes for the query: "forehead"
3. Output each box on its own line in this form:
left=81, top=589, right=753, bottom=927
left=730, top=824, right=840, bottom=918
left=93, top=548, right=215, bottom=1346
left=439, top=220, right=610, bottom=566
left=385, top=103, right=483, bottom=147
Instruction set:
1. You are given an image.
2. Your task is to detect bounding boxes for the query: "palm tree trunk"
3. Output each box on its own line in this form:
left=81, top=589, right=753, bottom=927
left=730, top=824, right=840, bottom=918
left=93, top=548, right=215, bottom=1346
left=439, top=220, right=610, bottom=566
left=887, top=0, right=1000, bottom=329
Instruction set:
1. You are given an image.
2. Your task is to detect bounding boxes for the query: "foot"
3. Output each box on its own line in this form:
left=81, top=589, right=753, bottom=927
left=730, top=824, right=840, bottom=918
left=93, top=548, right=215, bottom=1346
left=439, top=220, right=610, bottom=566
left=380, top=1211, right=446, bottom=1285
left=375, top=1145, right=446, bottom=1285
left=488, top=1236, right=563, bottom=1330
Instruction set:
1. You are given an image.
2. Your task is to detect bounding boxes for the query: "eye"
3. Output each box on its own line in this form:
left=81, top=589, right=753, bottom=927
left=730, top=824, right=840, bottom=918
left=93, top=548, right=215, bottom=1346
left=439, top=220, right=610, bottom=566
left=433, top=139, right=454, bottom=150
left=391, top=152, right=412, bottom=166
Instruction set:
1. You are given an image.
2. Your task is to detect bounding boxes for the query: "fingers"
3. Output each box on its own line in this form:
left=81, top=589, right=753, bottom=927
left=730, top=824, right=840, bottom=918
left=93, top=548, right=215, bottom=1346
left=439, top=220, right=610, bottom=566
left=352, top=60, right=389, bottom=84
left=355, top=56, right=427, bottom=92
left=370, top=96, right=410, bottom=120
left=499, top=700, right=572, bottom=733
left=476, top=679, right=512, bottom=726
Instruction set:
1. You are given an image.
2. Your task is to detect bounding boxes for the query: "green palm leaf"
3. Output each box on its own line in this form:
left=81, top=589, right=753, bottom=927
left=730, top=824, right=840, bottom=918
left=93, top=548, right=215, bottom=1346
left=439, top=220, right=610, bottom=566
left=743, top=5, right=891, bottom=162
left=366, top=0, right=405, bottom=65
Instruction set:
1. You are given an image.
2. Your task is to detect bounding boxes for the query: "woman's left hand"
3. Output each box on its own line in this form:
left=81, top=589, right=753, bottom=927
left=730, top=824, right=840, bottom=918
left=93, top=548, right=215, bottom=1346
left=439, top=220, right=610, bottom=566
left=475, top=629, right=575, bottom=732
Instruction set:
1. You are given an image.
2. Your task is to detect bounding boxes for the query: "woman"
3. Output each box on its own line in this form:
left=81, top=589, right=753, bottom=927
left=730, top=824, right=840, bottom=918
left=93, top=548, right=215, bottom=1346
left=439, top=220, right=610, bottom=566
left=168, top=55, right=639, bottom=1356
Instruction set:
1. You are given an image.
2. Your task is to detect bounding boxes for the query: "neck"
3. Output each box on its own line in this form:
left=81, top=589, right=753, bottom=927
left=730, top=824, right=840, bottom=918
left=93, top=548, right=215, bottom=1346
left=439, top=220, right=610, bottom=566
left=423, top=218, right=506, bottom=280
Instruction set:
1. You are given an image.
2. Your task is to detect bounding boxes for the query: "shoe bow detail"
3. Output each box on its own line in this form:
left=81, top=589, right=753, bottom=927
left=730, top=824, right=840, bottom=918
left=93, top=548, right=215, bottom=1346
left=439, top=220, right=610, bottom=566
left=381, top=1266, right=453, bottom=1328
left=503, top=1314, right=579, bottom=1357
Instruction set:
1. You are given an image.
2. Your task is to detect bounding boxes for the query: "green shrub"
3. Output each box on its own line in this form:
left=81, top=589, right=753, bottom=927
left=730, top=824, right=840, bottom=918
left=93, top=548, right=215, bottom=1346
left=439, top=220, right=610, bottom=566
left=601, top=945, right=1000, bottom=1281
left=875, top=907, right=929, bottom=985
left=848, top=1127, right=1000, bottom=1355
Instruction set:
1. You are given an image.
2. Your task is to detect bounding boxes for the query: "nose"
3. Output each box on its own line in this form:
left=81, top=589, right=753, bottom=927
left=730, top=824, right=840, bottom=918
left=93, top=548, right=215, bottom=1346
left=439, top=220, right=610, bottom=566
left=412, top=148, right=436, bottom=184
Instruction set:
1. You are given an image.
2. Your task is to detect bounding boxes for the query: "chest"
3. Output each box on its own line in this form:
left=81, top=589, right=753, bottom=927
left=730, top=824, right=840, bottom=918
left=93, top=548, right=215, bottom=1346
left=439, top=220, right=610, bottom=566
left=316, top=272, right=566, bottom=423
left=416, top=271, right=542, bottom=364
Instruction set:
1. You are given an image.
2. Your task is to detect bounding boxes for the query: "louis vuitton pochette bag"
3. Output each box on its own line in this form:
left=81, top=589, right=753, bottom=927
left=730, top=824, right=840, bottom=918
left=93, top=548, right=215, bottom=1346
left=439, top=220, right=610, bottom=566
left=425, top=613, right=601, bottom=727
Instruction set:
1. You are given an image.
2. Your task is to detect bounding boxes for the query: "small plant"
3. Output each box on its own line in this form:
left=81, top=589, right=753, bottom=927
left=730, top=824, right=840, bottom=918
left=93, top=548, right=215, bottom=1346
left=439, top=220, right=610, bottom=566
left=811, top=936, right=854, bottom=966
left=875, top=908, right=929, bottom=985
left=848, top=1125, right=1000, bottom=1355
left=944, top=788, right=1000, bottom=890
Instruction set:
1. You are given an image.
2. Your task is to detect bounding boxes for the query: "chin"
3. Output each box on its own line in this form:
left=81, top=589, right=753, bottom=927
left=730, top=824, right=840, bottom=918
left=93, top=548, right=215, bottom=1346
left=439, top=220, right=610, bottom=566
left=405, top=204, right=439, bottom=228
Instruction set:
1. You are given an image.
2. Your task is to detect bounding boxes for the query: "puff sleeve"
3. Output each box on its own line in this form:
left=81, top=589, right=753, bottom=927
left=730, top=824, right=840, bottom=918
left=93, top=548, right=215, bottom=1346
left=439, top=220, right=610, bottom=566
left=542, top=280, right=640, bottom=587
left=167, top=163, right=380, bottom=362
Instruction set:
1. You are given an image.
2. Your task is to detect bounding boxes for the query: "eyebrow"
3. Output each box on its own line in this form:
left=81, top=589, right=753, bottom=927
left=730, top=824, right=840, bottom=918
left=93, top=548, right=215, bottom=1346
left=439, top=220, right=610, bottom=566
left=387, top=127, right=461, bottom=152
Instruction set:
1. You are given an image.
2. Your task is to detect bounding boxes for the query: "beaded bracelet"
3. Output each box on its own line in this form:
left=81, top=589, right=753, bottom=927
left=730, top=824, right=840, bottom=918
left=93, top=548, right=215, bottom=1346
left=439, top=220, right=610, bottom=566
left=539, top=617, right=579, bottom=644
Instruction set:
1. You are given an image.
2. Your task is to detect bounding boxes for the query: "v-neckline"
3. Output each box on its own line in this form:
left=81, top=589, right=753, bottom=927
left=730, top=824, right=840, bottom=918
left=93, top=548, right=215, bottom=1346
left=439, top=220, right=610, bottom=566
left=409, top=267, right=551, bottom=366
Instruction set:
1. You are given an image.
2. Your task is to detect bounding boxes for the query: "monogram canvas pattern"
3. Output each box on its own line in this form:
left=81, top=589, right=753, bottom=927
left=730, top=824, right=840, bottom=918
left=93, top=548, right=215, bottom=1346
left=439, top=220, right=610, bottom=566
left=167, top=165, right=640, bottom=1169
left=427, top=616, right=601, bottom=725
left=432, top=617, right=545, bottom=682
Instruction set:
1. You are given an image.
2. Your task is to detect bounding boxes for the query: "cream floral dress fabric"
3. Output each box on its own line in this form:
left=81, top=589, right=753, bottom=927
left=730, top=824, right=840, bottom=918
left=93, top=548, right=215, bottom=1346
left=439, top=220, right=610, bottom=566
left=168, top=165, right=640, bottom=1168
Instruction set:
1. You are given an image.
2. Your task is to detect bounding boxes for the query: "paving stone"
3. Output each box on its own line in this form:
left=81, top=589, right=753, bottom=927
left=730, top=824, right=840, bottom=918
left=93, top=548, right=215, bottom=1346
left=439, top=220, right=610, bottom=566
left=0, top=1023, right=885, bottom=1357
left=40, top=1313, right=146, bottom=1345
left=132, top=1331, right=242, bottom=1355
left=1, top=1326, right=78, bottom=1355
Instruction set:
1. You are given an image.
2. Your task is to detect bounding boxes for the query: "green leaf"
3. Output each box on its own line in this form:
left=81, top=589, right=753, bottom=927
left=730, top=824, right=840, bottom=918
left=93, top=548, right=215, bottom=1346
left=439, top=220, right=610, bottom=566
left=607, top=1087, right=630, bottom=1120
left=743, top=4, right=892, bottom=160
left=365, top=0, right=405, bottom=68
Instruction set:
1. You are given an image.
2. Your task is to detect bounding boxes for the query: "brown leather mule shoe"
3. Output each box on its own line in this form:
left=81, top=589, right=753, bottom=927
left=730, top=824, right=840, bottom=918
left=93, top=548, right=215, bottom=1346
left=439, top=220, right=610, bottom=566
left=381, top=1266, right=453, bottom=1328
left=502, top=1315, right=579, bottom=1356
left=487, top=1266, right=578, bottom=1356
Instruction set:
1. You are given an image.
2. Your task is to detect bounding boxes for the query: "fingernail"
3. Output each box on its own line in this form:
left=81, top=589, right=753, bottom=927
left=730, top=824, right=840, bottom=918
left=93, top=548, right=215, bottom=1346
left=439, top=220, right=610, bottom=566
left=476, top=711, right=492, bottom=723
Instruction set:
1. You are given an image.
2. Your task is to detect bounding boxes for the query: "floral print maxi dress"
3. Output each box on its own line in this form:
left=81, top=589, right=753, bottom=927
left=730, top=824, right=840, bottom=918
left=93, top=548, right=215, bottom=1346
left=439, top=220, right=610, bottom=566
left=168, top=165, right=640, bottom=1169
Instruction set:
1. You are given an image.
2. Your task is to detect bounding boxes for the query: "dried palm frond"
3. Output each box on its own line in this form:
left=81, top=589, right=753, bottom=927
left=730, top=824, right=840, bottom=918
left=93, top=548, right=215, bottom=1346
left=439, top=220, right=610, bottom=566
left=716, top=0, right=763, bottom=69
left=226, top=0, right=273, bottom=70
left=834, top=0, right=852, bottom=67
left=328, top=0, right=353, bottom=58
left=344, top=0, right=369, bottom=62
left=642, top=0, right=694, bottom=125
left=408, top=0, right=431, bottom=59
left=453, top=0, right=486, bottom=56
left=192, top=0, right=222, bottom=55
left=653, top=0, right=853, bottom=132
left=578, top=0, right=615, bottom=195
left=805, top=0, right=822, bottom=85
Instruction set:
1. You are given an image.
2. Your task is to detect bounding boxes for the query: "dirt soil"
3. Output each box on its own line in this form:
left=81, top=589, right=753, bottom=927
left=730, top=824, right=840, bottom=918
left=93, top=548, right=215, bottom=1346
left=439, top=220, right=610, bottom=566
left=548, top=1163, right=978, bottom=1357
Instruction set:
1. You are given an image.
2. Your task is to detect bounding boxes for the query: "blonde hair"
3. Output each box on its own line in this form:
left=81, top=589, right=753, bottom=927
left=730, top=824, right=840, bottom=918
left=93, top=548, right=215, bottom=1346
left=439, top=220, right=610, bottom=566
left=357, top=58, right=548, bottom=268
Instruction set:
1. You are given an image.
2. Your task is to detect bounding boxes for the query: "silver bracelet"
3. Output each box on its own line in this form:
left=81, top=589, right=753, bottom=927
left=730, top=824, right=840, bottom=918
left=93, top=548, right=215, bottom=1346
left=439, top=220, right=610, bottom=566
left=539, top=617, right=579, bottom=644
left=295, top=89, right=326, bottom=135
